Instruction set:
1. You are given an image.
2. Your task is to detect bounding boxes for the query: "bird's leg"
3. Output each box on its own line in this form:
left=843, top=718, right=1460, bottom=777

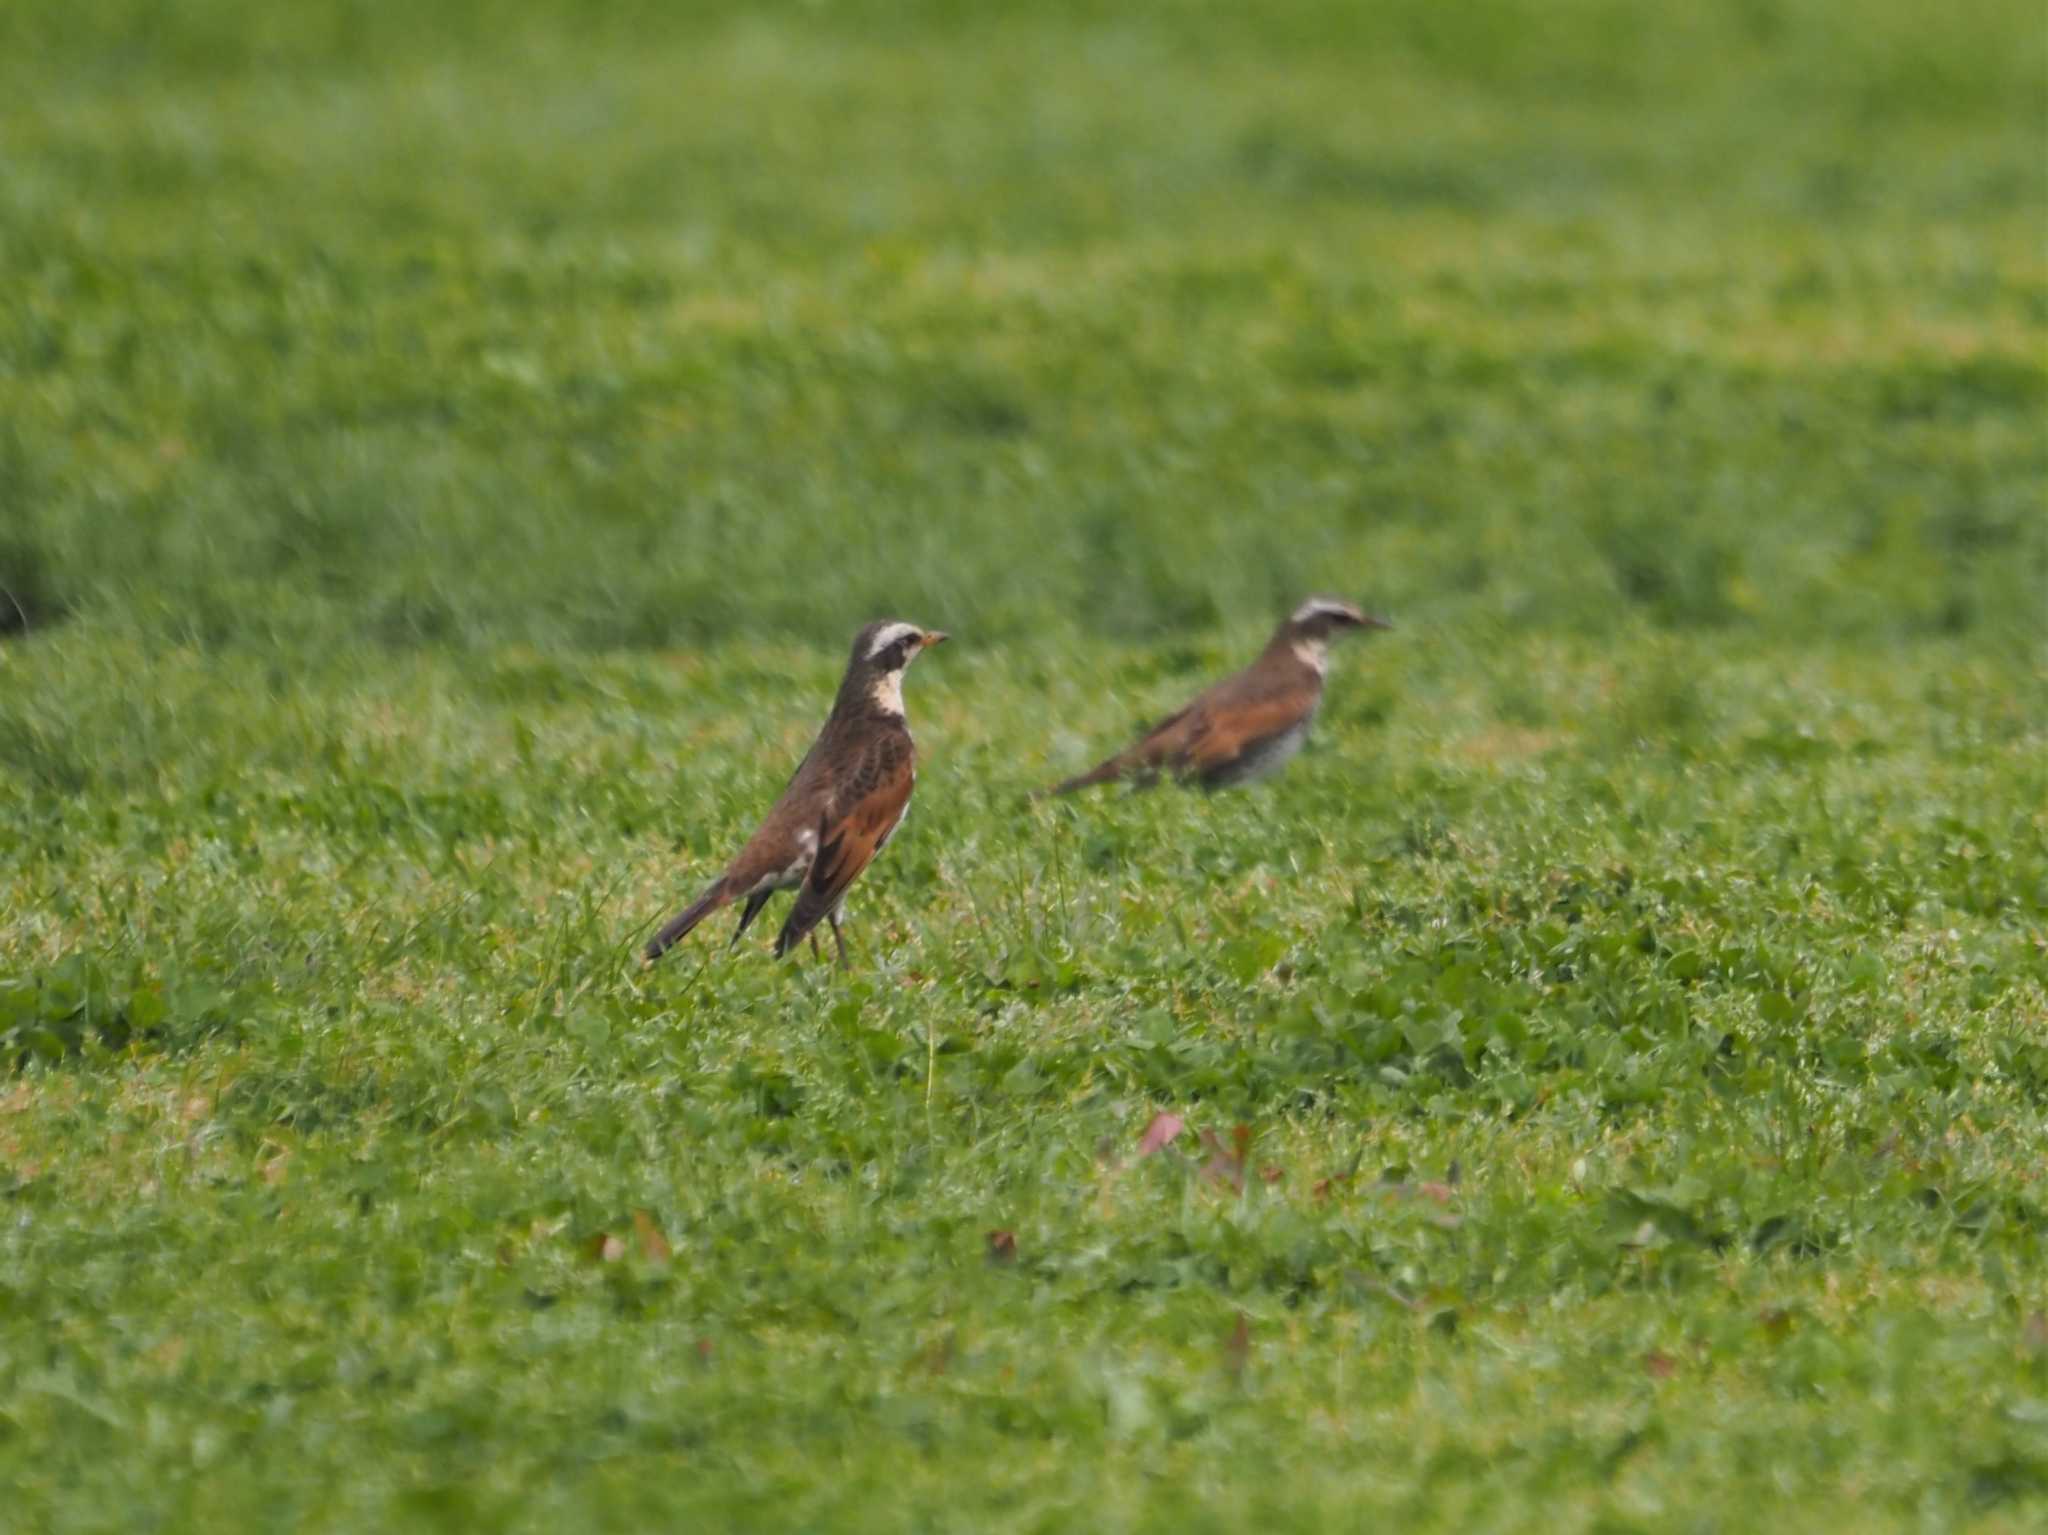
left=809, top=931, right=822, bottom=961
left=828, top=910, right=850, bottom=969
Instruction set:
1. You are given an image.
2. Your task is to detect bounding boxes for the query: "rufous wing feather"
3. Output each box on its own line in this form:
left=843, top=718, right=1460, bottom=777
left=1171, top=692, right=1313, bottom=782
left=775, top=742, right=914, bottom=956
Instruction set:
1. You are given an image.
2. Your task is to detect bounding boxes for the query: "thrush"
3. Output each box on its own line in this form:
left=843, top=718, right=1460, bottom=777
left=645, top=620, right=947, bottom=965
left=1044, top=597, right=1388, bottom=795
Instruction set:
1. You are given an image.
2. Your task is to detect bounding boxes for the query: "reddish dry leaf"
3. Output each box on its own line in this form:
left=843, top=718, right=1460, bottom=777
left=1642, top=1350, right=1678, bottom=1379
left=986, top=1228, right=1018, bottom=1264
left=1259, top=1164, right=1284, bottom=1186
left=632, top=1209, right=672, bottom=1265
left=1137, top=1111, right=1185, bottom=1158
left=1224, top=1310, right=1251, bottom=1383
left=694, top=1337, right=715, bottom=1365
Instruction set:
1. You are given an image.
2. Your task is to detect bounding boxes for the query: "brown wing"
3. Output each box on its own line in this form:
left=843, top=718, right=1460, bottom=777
left=1163, top=684, right=1317, bottom=781
left=1117, top=662, right=1308, bottom=778
left=774, top=733, right=914, bottom=954
left=1045, top=650, right=1319, bottom=795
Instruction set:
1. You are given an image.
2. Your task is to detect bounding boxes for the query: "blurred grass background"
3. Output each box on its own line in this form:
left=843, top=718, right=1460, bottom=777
left=2, top=4, right=2046, bottom=1530
left=3, top=0, right=2041, bottom=652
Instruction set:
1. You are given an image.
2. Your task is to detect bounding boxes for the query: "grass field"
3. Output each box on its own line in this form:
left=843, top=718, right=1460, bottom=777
left=3, top=1, right=2046, bottom=1528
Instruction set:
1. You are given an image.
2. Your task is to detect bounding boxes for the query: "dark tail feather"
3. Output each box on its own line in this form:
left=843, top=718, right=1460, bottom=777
left=1041, top=752, right=1134, bottom=798
left=645, top=879, right=730, bottom=962
left=730, top=889, right=773, bottom=946
left=772, top=897, right=825, bottom=958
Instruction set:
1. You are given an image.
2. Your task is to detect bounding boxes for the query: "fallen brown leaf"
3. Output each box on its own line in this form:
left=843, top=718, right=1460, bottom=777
left=1137, top=1111, right=1185, bottom=1157
left=1642, top=1350, right=1677, bottom=1379
left=986, top=1228, right=1017, bottom=1264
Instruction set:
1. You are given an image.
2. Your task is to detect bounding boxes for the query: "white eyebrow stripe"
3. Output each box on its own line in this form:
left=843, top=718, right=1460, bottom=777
left=865, top=622, right=920, bottom=659
left=1291, top=597, right=1361, bottom=624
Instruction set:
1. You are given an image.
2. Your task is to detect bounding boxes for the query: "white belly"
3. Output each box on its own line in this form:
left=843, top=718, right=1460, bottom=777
left=1210, top=718, right=1312, bottom=788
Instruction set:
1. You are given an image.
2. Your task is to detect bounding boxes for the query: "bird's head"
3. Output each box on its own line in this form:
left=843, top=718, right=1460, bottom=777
left=1285, top=596, right=1391, bottom=641
left=1276, top=596, right=1390, bottom=672
left=852, top=619, right=949, bottom=671
left=845, top=620, right=949, bottom=716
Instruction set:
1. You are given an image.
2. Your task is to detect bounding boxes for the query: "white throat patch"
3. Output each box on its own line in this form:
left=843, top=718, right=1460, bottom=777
left=865, top=622, right=921, bottom=660
left=868, top=668, right=907, bottom=717
left=1292, top=637, right=1329, bottom=676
